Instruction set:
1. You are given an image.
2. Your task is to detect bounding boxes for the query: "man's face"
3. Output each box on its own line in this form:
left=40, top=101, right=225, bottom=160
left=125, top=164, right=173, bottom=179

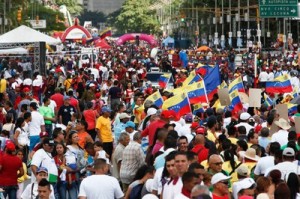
left=186, top=177, right=198, bottom=192
left=38, top=186, right=52, bottom=199
left=36, top=172, right=48, bottom=183
left=43, top=144, right=54, bottom=153
left=174, top=154, right=189, bottom=175
left=193, top=168, right=206, bottom=184
left=215, top=180, right=230, bottom=195
left=178, top=139, right=188, bottom=152
left=209, top=156, right=223, bottom=173
left=121, top=136, right=130, bottom=147
left=166, top=159, right=177, bottom=177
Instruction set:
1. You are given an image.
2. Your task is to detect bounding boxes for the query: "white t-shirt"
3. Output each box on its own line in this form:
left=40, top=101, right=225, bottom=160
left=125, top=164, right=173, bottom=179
left=259, top=71, right=269, bottom=82
left=174, top=193, right=189, bottom=199
left=28, top=111, right=45, bottom=136
left=264, top=161, right=300, bottom=180
left=15, top=127, right=29, bottom=146
left=21, top=182, right=55, bottom=199
left=78, top=175, right=124, bottom=199
left=162, top=177, right=183, bottom=199
left=152, top=167, right=164, bottom=195
left=254, top=156, right=275, bottom=176
left=23, top=78, right=32, bottom=86
left=235, top=122, right=254, bottom=135
left=271, top=130, right=289, bottom=146
left=31, top=149, right=58, bottom=183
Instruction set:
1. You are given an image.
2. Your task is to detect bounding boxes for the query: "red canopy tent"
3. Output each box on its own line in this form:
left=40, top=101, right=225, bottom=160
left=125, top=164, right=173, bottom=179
left=94, top=39, right=111, bottom=49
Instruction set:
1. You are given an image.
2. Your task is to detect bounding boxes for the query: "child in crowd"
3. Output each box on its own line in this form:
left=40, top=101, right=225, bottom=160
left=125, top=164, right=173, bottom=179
left=94, top=141, right=110, bottom=164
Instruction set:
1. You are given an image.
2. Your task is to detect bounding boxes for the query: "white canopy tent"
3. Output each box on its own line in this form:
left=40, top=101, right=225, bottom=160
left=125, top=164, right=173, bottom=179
left=0, top=25, right=61, bottom=45
left=0, top=47, right=28, bottom=54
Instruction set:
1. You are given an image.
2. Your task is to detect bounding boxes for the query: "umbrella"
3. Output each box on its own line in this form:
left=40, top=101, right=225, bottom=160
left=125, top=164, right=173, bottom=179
left=196, top=46, right=212, bottom=52
left=291, top=96, right=300, bottom=104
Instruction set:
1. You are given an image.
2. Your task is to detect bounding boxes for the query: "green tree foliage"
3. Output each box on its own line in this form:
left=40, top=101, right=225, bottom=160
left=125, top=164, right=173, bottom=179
left=55, top=0, right=83, bottom=15
left=115, top=0, right=160, bottom=34
left=78, top=11, right=106, bottom=26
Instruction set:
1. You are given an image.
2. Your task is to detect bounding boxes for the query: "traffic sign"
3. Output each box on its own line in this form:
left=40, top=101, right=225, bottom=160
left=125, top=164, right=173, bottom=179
left=259, top=0, right=298, bottom=18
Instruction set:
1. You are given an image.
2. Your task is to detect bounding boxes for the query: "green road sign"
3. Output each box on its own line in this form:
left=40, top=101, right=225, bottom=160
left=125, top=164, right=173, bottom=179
left=259, top=0, right=298, bottom=18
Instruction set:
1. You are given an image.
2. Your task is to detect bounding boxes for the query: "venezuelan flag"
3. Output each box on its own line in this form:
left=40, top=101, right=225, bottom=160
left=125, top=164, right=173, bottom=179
left=100, top=27, right=112, bottom=39
left=228, top=90, right=243, bottom=116
left=212, top=99, right=226, bottom=110
left=193, top=103, right=205, bottom=115
left=265, top=74, right=293, bottom=93
left=182, top=70, right=202, bottom=86
left=144, top=91, right=164, bottom=108
left=218, top=81, right=228, bottom=89
left=264, top=93, right=274, bottom=107
left=292, top=90, right=298, bottom=98
left=185, top=81, right=208, bottom=104
left=203, top=65, right=221, bottom=100
left=288, top=103, right=298, bottom=116
left=158, top=73, right=171, bottom=89
left=162, top=92, right=191, bottom=117
left=228, top=77, right=245, bottom=93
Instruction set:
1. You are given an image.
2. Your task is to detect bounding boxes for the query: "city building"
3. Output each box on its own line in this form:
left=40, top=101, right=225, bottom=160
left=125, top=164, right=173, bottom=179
left=82, top=0, right=125, bottom=15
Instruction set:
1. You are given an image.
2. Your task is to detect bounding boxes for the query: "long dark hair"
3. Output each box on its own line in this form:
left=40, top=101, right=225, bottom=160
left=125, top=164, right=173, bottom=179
left=286, top=172, right=299, bottom=199
left=223, top=149, right=236, bottom=173
left=14, top=117, right=25, bottom=132
left=133, top=165, right=154, bottom=181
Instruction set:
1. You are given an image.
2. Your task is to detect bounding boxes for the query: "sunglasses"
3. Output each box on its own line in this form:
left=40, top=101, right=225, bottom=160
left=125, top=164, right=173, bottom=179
left=219, top=181, right=229, bottom=185
left=212, top=162, right=223, bottom=166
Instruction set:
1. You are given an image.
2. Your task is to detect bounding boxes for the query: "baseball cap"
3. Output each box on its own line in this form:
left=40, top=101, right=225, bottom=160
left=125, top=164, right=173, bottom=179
left=89, top=83, right=96, bottom=87
left=63, top=96, right=70, bottom=100
left=161, top=110, right=173, bottom=119
left=211, top=172, right=231, bottom=185
left=283, top=147, right=295, bottom=156
left=5, top=140, right=15, bottom=151
left=196, top=127, right=205, bottom=134
left=37, top=167, right=48, bottom=174
left=240, top=112, right=251, bottom=120
left=43, top=138, right=55, bottom=146
left=101, top=106, right=112, bottom=113
left=235, top=178, right=256, bottom=196
left=147, top=108, right=157, bottom=116
left=39, top=131, right=49, bottom=138
left=125, top=121, right=135, bottom=128
left=190, top=122, right=199, bottom=129
left=236, top=164, right=249, bottom=177
left=119, top=113, right=131, bottom=120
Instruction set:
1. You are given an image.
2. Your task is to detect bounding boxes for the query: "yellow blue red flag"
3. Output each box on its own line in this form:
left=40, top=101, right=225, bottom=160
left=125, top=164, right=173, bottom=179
left=265, top=74, right=293, bottom=93
left=162, top=92, right=191, bottom=117
left=144, top=91, right=164, bottom=108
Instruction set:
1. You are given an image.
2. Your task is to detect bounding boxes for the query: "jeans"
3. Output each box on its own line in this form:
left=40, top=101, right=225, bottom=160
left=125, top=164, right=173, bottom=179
left=45, top=124, right=53, bottom=138
left=29, top=135, right=40, bottom=151
left=2, top=185, right=18, bottom=199
left=51, top=182, right=59, bottom=199
left=57, top=181, right=78, bottom=199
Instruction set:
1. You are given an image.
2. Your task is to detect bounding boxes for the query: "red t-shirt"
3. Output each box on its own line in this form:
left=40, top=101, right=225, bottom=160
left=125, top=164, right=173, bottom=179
left=69, top=97, right=78, bottom=109
left=142, top=119, right=166, bottom=146
left=50, top=93, right=64, bottom=111
left=212, top=194, right=230, bottom=199
left=83, top=109, right=97, bottom=130
left=191, top=144, right=209, bottom=163
left=0, top=153, right=22, bottom=186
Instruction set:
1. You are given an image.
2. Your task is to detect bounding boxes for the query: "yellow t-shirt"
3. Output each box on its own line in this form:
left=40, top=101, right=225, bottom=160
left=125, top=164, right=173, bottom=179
left=0, top=79, right=6, bottom=93
left=64, top=78, right=72, bottom=90
left=207, top=129, right=216, bottom=143
left=18, top=162, right=29, bottom=183
left=96, top=116, right=113, bottom=142
left=228, top=137, right=238, bottom=145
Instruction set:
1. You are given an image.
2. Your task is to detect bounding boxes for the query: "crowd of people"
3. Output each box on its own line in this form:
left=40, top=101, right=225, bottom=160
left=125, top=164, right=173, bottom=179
left=0, top=40, right=300, bottom=199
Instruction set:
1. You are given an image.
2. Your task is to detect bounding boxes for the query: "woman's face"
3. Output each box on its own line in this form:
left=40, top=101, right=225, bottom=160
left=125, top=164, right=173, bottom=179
left=16, top=151, right=23, bottom=160
left=71, top=133, right=79, bottom=144
left=56, top=144, right=64, bottom=155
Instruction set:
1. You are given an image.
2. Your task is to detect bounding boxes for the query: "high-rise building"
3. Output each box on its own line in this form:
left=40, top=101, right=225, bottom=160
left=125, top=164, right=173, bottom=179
left=83, top=0, right=125, bottom=15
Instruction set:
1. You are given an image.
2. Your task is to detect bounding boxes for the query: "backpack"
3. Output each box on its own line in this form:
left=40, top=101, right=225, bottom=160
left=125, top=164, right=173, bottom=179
left=129, top=183, right=144, bottom=199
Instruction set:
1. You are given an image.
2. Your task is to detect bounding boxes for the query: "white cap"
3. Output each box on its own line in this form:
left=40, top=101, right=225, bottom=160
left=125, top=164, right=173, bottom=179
left=283, top=147, right=295, bottom=157
left=211, top=173, right=231, bottom=185
left=119, top=113, right=131, bottom=120
left=145, top=179, right=154, bottom=192
left=147, top=108, right=157, bottom=116
left=89, top=83, right=96, bottom=87
left=142, top=194, right=159, bottom=199
left=240, top=112, right=251, bottom=120
left=235, top=178, right=256, bottom=196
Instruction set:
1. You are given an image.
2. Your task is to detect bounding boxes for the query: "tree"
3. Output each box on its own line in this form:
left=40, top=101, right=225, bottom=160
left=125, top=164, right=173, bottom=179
left=78, top=11, right=106, bottom=27
left=55, top=0, right=83, bottom=15
left=115, top=0, right=160, bottom=34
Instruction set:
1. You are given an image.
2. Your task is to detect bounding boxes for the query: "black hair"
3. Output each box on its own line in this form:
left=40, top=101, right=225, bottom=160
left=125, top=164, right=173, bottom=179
left=207, top=117, right=217, bottom=129
left=38, top=178, right=51, bottom=190
left=182, top=172, right=198, bottom=184
left=247, top=130, right=255, bottom=142
left=133, top=165, right=154, bottom=181
left=164, top=136, right=177, bottom=149
left=287, top=172, right=299, bottom=199
left=5, top=113, right=13, bottom=123
left=238, top=126, right=247, bottom=135
left=79, top=120, right=88, bottom=130
left=43, top=97, right=49, bottom=104
left=24, top=112, right=31, bottom=120
left=14, top=117, right=25, bottom=132
left=168, top=130, right=179, bottom=140
left=237, top=140, right=248, bottom=151
left=260, top=127, right=269, bottom=137
left=224, top=149, right=236, bottom=173
left=188, top=162, right=204, bottom=172
left=178, top=136, right=188, bottom=142
left=269, top=142, right=281, bottom=155
left=52, top=127, right=63, bottom=139
left=94, top=141, right=103, bottom=148
left=186, top=151, right=197, bottom=162
left=161, top=151, right=176, bottom=181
